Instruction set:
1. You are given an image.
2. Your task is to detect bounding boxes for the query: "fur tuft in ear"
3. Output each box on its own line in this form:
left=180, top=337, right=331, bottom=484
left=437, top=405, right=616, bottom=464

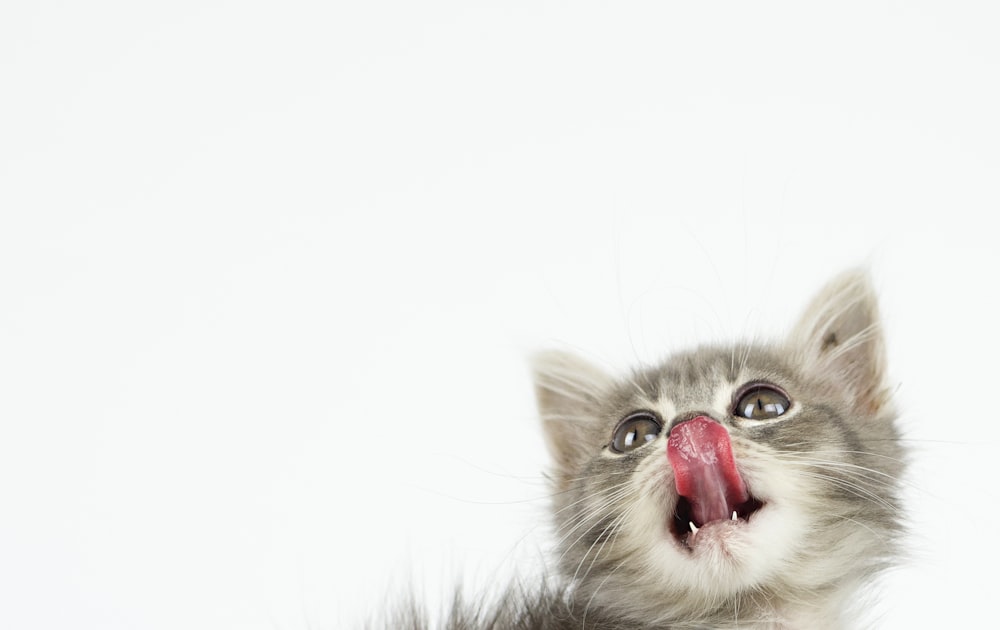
left=531, top=350, right=612, bottom=475
left=788, top=269, right=889, bottom=413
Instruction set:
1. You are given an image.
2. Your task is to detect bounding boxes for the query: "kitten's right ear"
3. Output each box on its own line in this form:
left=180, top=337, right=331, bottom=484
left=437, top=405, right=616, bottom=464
left=531, top=350, right=612, bottom=474
left=787, top=269, right=889, bottom=414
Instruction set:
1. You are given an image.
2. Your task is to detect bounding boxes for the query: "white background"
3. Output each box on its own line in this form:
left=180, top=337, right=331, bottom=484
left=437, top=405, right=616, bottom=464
left=2, top=1, right=998, bottom=628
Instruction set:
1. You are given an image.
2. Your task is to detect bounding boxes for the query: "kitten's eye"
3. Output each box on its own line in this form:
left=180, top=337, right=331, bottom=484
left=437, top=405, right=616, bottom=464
left=610, top=412, right=662, bottom=453
left=734, top=384, right=791, bottom=420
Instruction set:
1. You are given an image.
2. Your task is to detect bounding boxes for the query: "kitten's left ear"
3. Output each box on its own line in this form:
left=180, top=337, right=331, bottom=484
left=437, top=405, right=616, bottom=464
left=787, top=269, right=889, bottom=413
left=532, top=349, right=612, bottom=476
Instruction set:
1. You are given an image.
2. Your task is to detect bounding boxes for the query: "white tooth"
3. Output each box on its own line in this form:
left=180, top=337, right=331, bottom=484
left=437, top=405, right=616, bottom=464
left=689, top=521, right=699, bottom=535
left=732, top=511, right=738, bottom=521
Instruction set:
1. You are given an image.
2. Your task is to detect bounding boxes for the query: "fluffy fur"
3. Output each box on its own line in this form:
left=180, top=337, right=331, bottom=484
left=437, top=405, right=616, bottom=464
left=383, top=270, right=904, bottom=629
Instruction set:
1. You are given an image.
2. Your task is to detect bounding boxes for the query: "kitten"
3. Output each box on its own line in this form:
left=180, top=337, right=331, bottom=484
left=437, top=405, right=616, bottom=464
left=387, top=270, right=904, bottom=629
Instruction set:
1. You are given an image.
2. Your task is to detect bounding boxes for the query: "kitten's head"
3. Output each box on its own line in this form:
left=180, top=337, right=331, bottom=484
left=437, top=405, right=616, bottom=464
left=533, top=270, right=903, bottom=627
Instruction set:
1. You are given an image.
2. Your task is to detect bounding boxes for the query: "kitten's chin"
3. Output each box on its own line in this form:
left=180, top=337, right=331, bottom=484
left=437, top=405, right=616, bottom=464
left=649, top=492, right=785, bottom=591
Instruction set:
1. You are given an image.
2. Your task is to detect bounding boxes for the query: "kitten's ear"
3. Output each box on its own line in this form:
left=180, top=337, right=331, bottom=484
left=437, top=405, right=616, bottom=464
left=788, top=269, right=889, bottom=413
left=531, top=350, right=612, bottom=474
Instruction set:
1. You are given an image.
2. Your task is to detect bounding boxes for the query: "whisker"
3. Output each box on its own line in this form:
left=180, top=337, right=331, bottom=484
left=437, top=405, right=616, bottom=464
left=794, top=470, right=900, bottom=513
left=776, top=450, right=906, bottom=464
left=774, top=452, right=928, bottom=497
left=551, top=480, right=634, bottom=518
left=581, top=557, right=630, bottom=628
left=572, top=502, right=635, bottom=583
left=552, top=486, right=636, bottom=560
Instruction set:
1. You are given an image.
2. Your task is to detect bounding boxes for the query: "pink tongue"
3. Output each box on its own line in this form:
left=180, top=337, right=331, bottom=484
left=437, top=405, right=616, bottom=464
left=667, top=416, right=750, bottom=526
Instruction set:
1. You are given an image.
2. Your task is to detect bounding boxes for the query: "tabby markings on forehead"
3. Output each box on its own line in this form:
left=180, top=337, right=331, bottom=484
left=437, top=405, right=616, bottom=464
left=644, top=382, right=745, bottom=426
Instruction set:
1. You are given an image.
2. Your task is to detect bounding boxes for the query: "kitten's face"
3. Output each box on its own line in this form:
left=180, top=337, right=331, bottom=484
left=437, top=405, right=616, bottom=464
left=534, top=271, right=903, bottom=626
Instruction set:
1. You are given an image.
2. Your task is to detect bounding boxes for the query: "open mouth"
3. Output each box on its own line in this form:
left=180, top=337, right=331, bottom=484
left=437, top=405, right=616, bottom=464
left=665, top=415, right=764, bottom=549
left=670, top=495, right=764, bottom=547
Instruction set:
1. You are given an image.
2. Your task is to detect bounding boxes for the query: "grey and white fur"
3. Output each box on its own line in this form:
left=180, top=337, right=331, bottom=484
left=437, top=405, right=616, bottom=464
left=382, top=270, right=904, bottom=629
